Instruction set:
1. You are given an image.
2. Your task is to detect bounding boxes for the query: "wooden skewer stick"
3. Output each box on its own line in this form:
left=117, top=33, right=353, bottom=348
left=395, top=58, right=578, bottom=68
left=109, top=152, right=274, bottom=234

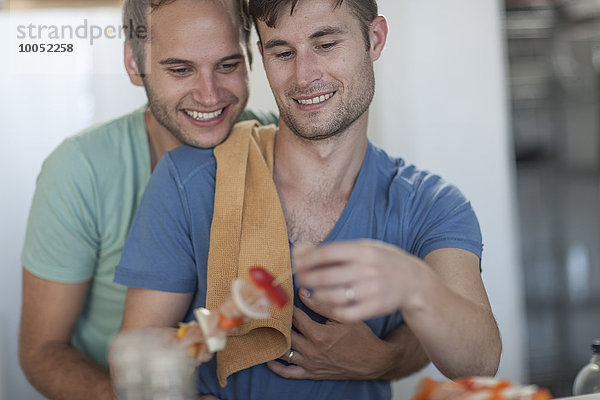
left=273, top=269, right=292, bottom=286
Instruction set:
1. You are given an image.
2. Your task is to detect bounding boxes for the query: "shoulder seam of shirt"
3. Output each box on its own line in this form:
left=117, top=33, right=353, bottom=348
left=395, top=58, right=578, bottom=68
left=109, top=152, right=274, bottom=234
left=46, top=136, right=101, bottom=243
left=166, top=149, right=215, bottom=188
left=69, top=136, right=102, bottom=241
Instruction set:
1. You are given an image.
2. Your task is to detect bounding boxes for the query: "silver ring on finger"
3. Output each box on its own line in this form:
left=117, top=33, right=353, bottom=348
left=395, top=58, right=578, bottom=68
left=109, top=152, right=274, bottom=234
left=344, top=285, right=356, bottom=304
left=287, top=350, right=295, bottom=364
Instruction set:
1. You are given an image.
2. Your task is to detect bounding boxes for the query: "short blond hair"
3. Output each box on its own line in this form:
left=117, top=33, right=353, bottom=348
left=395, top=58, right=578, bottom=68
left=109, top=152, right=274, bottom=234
left=123, top=0, right=252, bottom=75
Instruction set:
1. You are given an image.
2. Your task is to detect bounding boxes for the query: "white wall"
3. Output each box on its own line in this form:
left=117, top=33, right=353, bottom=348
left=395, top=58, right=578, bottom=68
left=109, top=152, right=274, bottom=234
left=372, top=2, right=526, bottom=398
left=0, top=8, right=148, bottom=400
left=0, top=2, right=523, bottom=399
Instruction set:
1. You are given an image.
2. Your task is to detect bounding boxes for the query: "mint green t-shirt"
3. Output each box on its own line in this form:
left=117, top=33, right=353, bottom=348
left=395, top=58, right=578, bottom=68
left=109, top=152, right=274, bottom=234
left=21, top=107, right=278, bottom=368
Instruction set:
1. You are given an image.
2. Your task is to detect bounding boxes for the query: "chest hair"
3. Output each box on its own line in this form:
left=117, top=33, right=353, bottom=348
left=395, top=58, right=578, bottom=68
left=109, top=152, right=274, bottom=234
left=280, top=187, right=348, bottom=246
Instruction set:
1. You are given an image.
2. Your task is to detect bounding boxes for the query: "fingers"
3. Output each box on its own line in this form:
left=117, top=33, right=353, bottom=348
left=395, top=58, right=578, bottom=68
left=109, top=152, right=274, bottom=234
left=194, top=349, right=214, bottom=366
left=293, top=241, right=367, bottom=273
left=269, top=347, right=313, bottom=379
left=301, top=279, right=374, bottom=309
left=278, top=348, right=303, bottom=365
left=292, top=240, right=410, bottom=322
left=295, top=264, right=374, bottom=323
left=291, top=303, right=332, bottom=337
left=301, top=281, right=398, bottom=323
left=328, top=288, right=397, bottom=322
left=295, top=262, right=365, bottom=290
left=296, top=287, right=339, bottom=321
left=311, top=284, right=360, bottom=306
left=266, top=360, right=308, bottom=379
left=331, top=301, right=384, bottom=322
left=177, top=322, right=204, bottom=347
left=288, top=309, right=328, bottom=361
left=293, top=240, right=392, bottom=290
left=176, top=322, right=214, bottom=365
left=290, top=327, right=313, bottom=352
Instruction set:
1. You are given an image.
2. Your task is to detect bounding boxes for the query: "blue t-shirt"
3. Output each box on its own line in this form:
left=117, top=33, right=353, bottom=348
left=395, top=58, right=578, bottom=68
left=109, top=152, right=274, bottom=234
left=115, top=141, right=482, bottom=400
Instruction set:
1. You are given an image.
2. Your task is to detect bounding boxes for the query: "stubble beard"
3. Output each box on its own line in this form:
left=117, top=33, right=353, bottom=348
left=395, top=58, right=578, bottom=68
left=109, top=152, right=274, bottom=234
left=143, top=80, right=243, bottom=149
left=279, top=57, right=375, bottom=142
left=144, top=82, right=193, bottom=146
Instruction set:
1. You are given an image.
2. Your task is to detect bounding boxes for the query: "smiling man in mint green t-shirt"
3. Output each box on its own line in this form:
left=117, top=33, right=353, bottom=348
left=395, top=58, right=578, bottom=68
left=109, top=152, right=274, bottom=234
left=21, top=107, right=276, bottom=368
left=18, top=0, right=273, bottom=398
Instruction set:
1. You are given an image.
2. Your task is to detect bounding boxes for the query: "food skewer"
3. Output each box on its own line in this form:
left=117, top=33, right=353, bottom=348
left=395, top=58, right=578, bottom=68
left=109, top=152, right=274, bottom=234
left=177, top=266, right=290, bottom=362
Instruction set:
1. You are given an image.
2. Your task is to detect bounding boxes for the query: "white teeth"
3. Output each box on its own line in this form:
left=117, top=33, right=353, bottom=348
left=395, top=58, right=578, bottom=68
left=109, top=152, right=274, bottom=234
left=185, top=108, right=223, bottom=121
left=297, top=92, right=333, bottom=105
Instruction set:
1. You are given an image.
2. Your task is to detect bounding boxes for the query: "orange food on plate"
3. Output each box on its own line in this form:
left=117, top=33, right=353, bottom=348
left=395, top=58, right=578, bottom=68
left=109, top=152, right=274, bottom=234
left=411, top=377, right=553, bottom=400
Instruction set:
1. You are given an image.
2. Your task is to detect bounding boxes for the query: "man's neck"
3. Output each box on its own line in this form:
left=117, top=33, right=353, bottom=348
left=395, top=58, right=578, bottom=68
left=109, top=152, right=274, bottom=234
left=272, top=116, right=369, bottom=246
left=273, top=117, right=369, bottom=197
left=144, top=108, right=183, bottom=171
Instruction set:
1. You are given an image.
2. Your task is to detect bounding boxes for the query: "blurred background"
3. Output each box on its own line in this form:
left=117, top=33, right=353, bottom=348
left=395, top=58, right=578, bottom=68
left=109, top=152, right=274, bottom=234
left=0, top=0, right=598, bottom=399
left=506, top=0, right=600, bottom=395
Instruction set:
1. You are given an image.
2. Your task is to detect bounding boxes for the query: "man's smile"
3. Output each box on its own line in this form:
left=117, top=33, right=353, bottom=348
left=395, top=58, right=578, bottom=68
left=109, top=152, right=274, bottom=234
left=183, top=108, right=225, bottom=121
left=294, top=91, right=336, bottom=105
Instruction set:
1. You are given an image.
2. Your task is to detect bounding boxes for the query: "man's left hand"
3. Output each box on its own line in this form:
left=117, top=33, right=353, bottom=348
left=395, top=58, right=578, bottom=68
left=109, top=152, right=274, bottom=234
left=267, top=288, right=398, bottom=380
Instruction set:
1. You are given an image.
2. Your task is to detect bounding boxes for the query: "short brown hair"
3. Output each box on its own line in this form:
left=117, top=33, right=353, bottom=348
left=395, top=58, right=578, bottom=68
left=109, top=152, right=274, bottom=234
left=249, top=0, right=377, bottom=50
left=123, top=0, right=253, bottom=75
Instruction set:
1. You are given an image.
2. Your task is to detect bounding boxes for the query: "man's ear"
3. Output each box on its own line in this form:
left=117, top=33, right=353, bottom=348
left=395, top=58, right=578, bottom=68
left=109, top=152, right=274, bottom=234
left=124, top=41, right=145, bottom=87
left=369, top=15, right=388, bottom=62
left=256, top=40, right=263, bottom=57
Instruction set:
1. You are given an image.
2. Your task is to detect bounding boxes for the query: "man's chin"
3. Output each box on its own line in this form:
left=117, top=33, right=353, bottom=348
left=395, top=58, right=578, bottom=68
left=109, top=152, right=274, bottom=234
left=179, top=128, right=233, bottom=149
left=286, top=123, right=340, bottom=142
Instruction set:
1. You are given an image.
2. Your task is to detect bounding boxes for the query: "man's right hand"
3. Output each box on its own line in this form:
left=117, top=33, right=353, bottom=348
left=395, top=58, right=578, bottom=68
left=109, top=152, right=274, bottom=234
left=267, top=288, right=430, bottom=381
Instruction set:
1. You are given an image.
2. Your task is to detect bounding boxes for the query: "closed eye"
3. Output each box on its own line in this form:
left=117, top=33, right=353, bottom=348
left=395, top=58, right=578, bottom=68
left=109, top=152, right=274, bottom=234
left=317, top=42, right=336, bottom=50
left=276, top=50, right=294, bottom=60
left=168, top=67, right=191, bottom=75
left=218, top=62, right=241, bottom=73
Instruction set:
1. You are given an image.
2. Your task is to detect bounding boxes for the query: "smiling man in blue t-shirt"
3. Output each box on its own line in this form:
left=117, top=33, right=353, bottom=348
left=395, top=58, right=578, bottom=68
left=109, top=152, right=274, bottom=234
left=115, top=0, right=502, bottom=399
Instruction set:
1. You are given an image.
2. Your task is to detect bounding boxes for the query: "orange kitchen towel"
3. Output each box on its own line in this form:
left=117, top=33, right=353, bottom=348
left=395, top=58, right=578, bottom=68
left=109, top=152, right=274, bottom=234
left=207, top=120, right=293, bottom=387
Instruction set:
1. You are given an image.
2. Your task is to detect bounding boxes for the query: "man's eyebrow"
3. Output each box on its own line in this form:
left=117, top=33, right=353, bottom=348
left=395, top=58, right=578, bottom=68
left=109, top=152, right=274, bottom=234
left=158, top=53, right=244, bottom=66
left=263, top=27, right=347, bottom=50
left=159, top=58, right=192, bottom=65
left=309, top=26, right=346, bottom=40
left=219, top=53, right=245, bottom=63
left=263, top=39, right=289, bottom=50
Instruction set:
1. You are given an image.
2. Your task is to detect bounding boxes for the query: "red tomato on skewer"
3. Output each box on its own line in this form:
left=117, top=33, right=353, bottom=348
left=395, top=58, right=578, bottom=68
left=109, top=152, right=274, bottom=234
left=249, top=267, right=289, bottom=308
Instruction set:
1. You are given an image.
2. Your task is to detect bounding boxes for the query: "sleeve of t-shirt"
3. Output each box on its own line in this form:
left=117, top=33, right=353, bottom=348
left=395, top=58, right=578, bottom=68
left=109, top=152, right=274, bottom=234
left=21, top=138, right=99, bottom=282
left=407, top=173, right=483, bottom=260
left=114, top=154, right=197, bottom=293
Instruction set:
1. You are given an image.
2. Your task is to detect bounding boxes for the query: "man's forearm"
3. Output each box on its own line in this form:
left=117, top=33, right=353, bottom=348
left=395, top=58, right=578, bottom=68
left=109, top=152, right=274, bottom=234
left=378, top=323, right=430, bottom=381
left=20, top=343, right=113, bottom=400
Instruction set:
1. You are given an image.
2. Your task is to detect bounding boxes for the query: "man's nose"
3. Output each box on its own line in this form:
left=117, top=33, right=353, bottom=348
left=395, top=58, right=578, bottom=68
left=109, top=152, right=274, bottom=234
left=294, top=51, right=322, bottom=88
left=190, top=72, right=219, bottom=107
